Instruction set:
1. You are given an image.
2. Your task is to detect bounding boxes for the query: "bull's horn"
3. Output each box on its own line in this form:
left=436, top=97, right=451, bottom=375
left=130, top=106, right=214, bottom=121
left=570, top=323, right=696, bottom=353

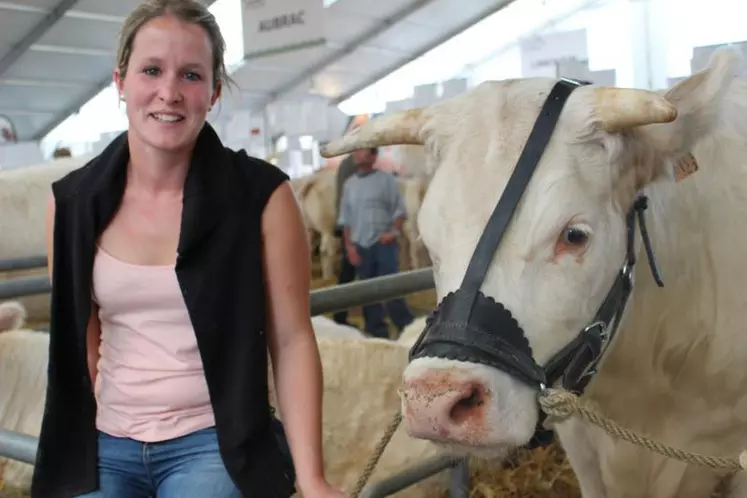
left=320, top=108, right=427, bottom=157
left=594, top=88, right=678, bottom=132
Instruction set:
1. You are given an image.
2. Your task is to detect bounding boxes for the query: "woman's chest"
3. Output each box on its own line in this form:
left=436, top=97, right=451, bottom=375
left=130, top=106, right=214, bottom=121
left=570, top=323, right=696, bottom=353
left=99, top=197, right=183, bottom=265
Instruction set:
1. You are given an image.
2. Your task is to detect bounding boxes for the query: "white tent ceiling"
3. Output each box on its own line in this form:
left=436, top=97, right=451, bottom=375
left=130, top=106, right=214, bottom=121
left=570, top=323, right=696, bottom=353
left=0, top=0, right=517, bottom=142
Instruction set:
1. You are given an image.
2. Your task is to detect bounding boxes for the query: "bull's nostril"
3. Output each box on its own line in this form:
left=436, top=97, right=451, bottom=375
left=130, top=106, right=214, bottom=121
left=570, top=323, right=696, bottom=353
left=449, top=385, right=485, bottom=424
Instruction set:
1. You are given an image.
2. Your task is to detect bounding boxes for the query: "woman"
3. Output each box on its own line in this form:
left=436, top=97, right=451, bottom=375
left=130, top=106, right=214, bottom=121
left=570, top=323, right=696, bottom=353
left=30, top=1, right=345, bottom=497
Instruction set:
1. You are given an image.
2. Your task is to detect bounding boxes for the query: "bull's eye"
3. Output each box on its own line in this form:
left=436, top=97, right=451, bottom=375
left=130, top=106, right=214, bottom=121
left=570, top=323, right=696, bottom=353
left=563, top=227, right=589, bottom=246
left=554, top=224, right=591, bottom=259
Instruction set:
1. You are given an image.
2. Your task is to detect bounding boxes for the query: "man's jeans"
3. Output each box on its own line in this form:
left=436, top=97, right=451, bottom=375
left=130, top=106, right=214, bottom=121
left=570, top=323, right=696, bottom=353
left=75, top=427, right=241, bottom=497
left=332, top=235, right=357, bottom=325
left=356, top=241, right=415, bottom=339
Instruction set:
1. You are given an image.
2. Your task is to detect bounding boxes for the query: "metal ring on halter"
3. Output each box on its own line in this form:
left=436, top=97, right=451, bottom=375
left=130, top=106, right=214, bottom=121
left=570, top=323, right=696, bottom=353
left=621, top=259, right=634, bottom=279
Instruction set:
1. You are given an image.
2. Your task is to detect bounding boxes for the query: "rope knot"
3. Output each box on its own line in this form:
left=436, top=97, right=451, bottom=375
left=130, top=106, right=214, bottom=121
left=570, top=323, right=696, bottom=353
left=537, top=388, right=578, bottom=421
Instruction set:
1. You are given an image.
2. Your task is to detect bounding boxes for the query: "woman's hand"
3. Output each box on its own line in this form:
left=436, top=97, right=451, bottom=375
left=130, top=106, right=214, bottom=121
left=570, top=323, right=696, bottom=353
left=298, top=477, right=348, bottom=498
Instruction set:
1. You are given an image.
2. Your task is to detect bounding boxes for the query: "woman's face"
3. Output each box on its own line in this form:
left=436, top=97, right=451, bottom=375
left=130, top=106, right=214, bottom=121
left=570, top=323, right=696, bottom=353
left=115, top=14, right=221, bottom=154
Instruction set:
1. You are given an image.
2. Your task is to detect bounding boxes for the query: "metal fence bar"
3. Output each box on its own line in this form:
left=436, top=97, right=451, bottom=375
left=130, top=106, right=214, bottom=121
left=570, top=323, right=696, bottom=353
left=0, top=255, right=47, bottom=272
left=0, top=428, right=37, bottom=464
left=310, top=268, right=434, bottom=315
left=361, top=456, right=461, bottom=498
left=0, top=268, right=436, bottom=305
left=0, top=275, right=50, bottom=299
left=450, top=458, right=470, bottom=498
left=1, top=438, right=463, bottom=496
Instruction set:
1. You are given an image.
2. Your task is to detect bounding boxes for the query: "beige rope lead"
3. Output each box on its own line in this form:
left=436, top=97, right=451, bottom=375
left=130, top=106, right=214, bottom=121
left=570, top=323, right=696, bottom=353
left=538, top=388, right=747, bottom=472
left=348, top=410, right=403, bottom=498
left=347, top=387, right=747, bottom=498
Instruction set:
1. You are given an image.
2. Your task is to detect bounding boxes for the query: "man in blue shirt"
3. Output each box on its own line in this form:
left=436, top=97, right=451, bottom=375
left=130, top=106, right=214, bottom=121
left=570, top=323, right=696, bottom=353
left=337, top=147, right=415, bottom=339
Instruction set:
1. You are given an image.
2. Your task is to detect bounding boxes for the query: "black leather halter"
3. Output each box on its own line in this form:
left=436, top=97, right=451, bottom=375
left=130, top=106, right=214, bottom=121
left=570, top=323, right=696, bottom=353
left=408, top=78, right=664, bottom=447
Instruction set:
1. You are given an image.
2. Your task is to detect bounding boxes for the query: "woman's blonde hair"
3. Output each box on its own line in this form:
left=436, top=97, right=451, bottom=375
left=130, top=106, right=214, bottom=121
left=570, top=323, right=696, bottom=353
left=115, top=0, right=236, bottom=91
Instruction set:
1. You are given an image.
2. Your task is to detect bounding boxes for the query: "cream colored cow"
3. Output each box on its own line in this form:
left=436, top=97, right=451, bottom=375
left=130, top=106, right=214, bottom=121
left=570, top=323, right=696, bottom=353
left=310, top=315, right=365, bottom=340
left=321, top=47, right=747, bottom=497
left=0, top=300, right=47, bottom=489
left=290, top=169, right=340, bottom=280
left=0, top=154, right=94, bottom=323
left=397, top=315, right=427, bottom=348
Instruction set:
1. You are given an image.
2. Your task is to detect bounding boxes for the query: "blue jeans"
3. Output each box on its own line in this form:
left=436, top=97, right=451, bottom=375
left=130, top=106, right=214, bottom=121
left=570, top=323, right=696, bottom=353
left=75, top=427, right=242, bottom=497
left=356, top=241, right=415, bottom=339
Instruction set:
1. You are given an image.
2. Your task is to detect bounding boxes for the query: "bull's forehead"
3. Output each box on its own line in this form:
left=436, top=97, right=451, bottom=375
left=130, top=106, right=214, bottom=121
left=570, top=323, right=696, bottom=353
left=417, top=79, right=596, bottom=258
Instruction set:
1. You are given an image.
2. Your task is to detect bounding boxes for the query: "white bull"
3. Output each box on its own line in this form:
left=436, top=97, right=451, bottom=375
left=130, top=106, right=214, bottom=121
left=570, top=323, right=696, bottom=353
left=0, top=154, right=94, bottom=323
left=320, top=47, right=747, bottom=497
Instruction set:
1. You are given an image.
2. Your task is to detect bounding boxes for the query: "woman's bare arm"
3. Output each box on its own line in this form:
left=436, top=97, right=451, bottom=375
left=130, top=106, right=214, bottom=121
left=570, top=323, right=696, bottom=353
left=262, top=182, right=341, bottom=496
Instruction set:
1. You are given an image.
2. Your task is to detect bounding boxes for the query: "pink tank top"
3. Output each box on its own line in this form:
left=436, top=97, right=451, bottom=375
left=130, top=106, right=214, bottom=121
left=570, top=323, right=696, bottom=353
left=91, top=246, right=215, bottom=442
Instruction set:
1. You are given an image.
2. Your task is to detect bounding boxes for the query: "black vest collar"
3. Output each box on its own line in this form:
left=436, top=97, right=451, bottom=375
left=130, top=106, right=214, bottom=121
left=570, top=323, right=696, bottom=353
left=79, top=122, right=231, bottom=263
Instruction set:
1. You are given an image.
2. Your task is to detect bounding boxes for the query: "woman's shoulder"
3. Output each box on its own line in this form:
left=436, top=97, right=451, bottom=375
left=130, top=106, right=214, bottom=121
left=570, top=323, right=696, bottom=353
left=51, top=155, right=105, bottom=202
left=226, top=147, right=290, bottom=206
left=228, top=148, right=287, bottom=180
left=52, top=131, right=128, bottom=202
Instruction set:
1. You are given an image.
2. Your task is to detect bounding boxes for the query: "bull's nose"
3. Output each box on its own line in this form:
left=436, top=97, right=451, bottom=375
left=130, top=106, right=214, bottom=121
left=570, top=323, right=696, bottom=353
left=400, top=372, right=489, bottom=444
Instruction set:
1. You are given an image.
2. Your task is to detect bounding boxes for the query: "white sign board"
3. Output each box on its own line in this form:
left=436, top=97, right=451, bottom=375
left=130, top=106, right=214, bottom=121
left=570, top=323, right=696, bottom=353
left=242, top=0, right=325, bottom=60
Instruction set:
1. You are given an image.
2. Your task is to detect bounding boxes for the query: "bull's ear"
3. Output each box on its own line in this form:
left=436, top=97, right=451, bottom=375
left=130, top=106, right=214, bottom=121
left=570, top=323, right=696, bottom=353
left=586, top=47, right=742, bottom=189
left=643, top=47, right=741, bottom=162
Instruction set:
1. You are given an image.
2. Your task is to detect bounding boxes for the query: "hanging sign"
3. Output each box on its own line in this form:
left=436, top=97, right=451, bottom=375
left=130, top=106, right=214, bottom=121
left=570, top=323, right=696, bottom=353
left=242, top=0, right=326, bottom=60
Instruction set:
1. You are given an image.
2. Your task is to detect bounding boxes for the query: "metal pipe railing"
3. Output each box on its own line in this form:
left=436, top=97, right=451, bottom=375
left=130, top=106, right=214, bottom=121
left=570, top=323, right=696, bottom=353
left=361, top=456, right=462, bottom=498
left=0, top=255, right=47, bottom=272
left=310, top=268, right=434, bottom=315
left=1, top=439, right=466, bottom=495
left=449, top=458, right=470, bottom=498
left=0, top=267, right=436, bottom=305
left=0, top=275, right=49, bottom=299
left=0, top=428, right=38, bottom=464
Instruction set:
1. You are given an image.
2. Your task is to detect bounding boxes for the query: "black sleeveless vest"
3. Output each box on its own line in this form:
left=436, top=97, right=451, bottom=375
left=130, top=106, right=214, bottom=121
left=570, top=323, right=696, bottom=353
left=30, top=123, right=296, bottom=498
